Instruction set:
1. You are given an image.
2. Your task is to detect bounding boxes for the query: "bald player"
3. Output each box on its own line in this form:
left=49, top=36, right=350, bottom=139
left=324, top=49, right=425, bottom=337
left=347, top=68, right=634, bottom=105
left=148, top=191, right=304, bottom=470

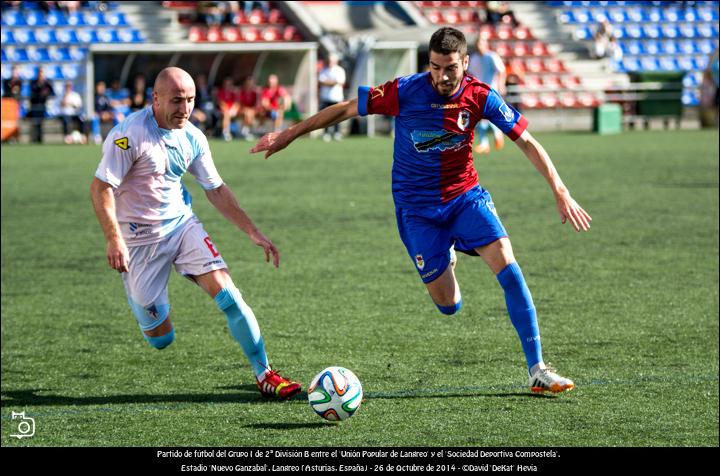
left=91, top=67, right=301, bottom=399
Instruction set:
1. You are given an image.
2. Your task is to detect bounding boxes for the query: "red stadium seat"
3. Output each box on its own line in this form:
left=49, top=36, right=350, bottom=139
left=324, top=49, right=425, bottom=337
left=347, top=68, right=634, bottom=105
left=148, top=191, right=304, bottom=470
left=515, top=25, right=533, bottom=40
left=525, top=58, right=545, bottom=73
left=531, top=41, right=549, bottom=56
left=545, top=75, right=562, bottom=88
left=513, top=42, right=530, bottom=57
left=508, top=58, right=526, bottom=74
left=426, top=10, right=444, bottom=23
left=243, top=27, right=261, bottom=42
left=222, top=26, right=242, bottom=42
left=261, top=26, right=280, bottom=41
left=282, top=25, right=301, bottom=41
left=522, top=93, right=540, bottom=109
left=524, top=75, right=543, bottom=88
left=478, top=25, right=495, bottom=39
left=230, top=11, right=247, bottom=25
left=496, top=25, right=513, bottom=40
left=188, top=25, right=207, bottom=42
left=247, top=9, right=266, bottom=25
left=494, top=41, right=510, bottom=57
left=458, top=9, right=479, bottom=23
left=559, top=92, right=577, bottom=108
left=540, top=93, right=559, bottom=108
left=561, top=75, right=581, bottom=88
left=445, top=10, right=461, bottom=24
left=207, top=25, right=222, bottom=42
left=268, top=9, right=286, bottom=24
left=545, top=58, right=565, bottom=73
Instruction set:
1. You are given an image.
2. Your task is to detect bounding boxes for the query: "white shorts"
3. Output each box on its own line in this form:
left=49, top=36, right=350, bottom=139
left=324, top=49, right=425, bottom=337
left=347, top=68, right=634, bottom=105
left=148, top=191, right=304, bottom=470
left=122, top=216, right=227, bottom=330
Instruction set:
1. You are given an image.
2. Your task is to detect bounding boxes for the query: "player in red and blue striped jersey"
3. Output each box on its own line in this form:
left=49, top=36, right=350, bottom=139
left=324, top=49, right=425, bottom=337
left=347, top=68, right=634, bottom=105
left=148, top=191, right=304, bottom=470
left=252, top=28, right=592, bottom=394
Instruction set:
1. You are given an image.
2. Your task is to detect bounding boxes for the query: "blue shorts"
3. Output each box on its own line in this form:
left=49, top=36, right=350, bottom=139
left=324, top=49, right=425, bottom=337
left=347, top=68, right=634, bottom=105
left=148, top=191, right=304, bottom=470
left=395, top=186, right=508, bottom=283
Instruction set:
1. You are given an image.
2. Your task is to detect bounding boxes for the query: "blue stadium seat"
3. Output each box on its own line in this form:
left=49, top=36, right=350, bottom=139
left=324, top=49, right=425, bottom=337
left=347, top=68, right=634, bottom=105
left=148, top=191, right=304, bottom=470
left=574, top=25, right=593, bottom=40
left=679, top=24, right=697, bottom=39
left=625, top=24, right=643, bottom=39
left=24, top=10, right=47, bottom=26
left=677, top=56, right=696, bottom=71
left=20, top=64, right=38, bottom=80
left=43, top=64, right=63, bottom=80
left=698, top=39, right=715, bottom=54
left=1, top=9, right=25, bottom=26
left=68, top=46, right=88, bottom=61
left=49, top=46, right=72, bottom=62
left=661, top=39, right=678, bottom=55
left=695, top=55, right=709, bottom=70
left=1, top=29, right=16, bottom=45
left=643, top=24, right=661, bottom=39
left=658, top=56, right=679, bottom=71
left=77, top=28, right=100, bottom=43
left=682, top=90, right=699, bottom=106
left=626, top=7, right=644, bottom=22
left=61, top=64, right=81, bottom=80
left=0, top=49, right=7, bottom=63
left=621, top=57, right=641, bottom=72
left=608, top=8, right=627, bottom=23
left=663, top=8, right=680, bottom=22
left=640, top=56, right=660, bottom=71
left=696, top=23, right=715, bottom=38
left=98, top=28, right=120, bottom=43
left=66, top=11, right=87, bottom=27
left=559, top=10, right=576, bottom=23
left=56, top=29, right=80, bottom=44
left=35, top=28, right=59, bottom=44
left=13, top=28, right=38, bottom=44
left=644, top=39, right=660, bottom=55
left=678, top=40, right=696, bottom=54
left=661, top=25, right=680, bottom=39
left=624, top=40, right=643, bottom=55
left=9, top=47, right=29, bottom=62
left=682, top=72, right=700, bottom=88
left=106, top=11, right=128, bottom=26
left=573, top=9, right=591, bottom=23
left=118, top=28, right=144, bottom=43
left=645, top=8, right=663, bottom=22
left=27, top=47, right=50, bottom=62
left=46, top=11, right=68, bottom=26
left=85, top=11, right=107, bottom=26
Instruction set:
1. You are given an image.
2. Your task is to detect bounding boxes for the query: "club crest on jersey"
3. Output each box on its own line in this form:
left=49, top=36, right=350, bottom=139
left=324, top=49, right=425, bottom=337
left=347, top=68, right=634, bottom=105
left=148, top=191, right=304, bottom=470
left=500, top=103, right=514, bottom=122
left=457, top=111, right=471, bottom=131
left=114, top=137, right=129, bottom=150
left=415, top=254, right=425, bottom=270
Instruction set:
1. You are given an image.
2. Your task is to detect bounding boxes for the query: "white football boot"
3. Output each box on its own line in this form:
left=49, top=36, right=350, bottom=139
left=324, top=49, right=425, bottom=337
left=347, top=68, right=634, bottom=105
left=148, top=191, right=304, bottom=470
left=529, top=366, right=575, bottom=394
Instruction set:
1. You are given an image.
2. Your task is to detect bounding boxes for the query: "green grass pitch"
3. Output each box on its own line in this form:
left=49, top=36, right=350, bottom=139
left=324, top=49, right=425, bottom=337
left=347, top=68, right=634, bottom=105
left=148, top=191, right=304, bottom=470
left=1, top=129, right=718, bottom=446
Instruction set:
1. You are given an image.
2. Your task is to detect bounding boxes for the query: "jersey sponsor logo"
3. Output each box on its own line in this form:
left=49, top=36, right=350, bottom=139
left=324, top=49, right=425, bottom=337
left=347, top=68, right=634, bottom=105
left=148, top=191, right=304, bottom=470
left=499, top=102, right=514, bottom=122
left=415, top=254, right=425, bottom=270
left=114, top=137, right=129, bottom=150
left=421, top=268, right=438, bottom=279
left=411, top=130, right=468, bottom=153
left=431, top=103, right=462, bottom=109
left=457, top=111, right=471, bottom=131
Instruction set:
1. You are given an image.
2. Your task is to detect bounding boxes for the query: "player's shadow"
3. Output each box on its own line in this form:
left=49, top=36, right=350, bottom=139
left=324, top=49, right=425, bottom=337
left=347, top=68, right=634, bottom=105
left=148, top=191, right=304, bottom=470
left=242, top=422, right=329, bottom=430
left=367, top=391, right=557, bottom=400
left=0, top=386, right=307, bottom=407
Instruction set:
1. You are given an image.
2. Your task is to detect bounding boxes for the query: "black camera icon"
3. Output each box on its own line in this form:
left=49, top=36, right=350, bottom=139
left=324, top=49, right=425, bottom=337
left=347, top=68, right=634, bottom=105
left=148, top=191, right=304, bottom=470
left=10, top=411, right=35, bottom=439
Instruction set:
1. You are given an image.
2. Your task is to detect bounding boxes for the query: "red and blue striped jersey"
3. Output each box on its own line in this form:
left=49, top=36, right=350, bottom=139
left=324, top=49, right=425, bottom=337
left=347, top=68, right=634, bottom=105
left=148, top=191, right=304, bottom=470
left=358, top=72, right=527, bottom=207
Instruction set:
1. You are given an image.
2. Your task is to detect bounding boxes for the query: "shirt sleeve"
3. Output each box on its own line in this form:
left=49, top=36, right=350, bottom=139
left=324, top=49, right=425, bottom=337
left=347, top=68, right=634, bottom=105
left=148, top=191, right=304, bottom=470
left=357, top=78, right=400, bottom=117
left=187, top=132, right=224, bottom=191
left=94, top=126, right=137, bottom=187
left=482, top=88, right=528, bottom=141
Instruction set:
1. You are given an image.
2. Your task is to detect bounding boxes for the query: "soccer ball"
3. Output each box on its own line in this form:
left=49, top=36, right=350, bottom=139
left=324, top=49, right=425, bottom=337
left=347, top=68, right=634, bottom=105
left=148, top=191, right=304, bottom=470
left=308, top=367, right=363, bottom=421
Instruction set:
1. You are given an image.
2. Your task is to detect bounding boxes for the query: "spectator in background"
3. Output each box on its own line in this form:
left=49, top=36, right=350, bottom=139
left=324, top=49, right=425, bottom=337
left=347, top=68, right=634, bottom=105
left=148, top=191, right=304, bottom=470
left=29, top=68, right=55, bottom=144
left=3, top=65, right=23, bottom=101
left=486, top=1, right=519, bottom=27
left=699, top=48, right=719, bottom=127
left=129, top=73, right=149, bottom=112
left=92, top=80, right=115, bottom=144
left=318, top=53, right=347, bottom=141
left=592, top=18, right=615, bottom=59
left=243, top=1, right=270, bottom=16
left=59, top=80, right=86, bottom=144
left=190, top=73, right=218, bottom=136
left=217, top=76, right=240, bottom=141
left=237, top=76, right=259, bottom=140
left=261, top=74, right=291, bottom=133
left=108, top=79, right=131, bottom=123
left=468, top=36, right=506, bottom=155
left=198, top=1, right=226, bottom=26
left=57, top=1, right=81, bottom=14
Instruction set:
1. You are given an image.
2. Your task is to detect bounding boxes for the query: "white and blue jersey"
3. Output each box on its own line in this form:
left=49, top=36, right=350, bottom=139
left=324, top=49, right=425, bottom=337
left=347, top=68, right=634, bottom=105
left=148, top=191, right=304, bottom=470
left=95, top=106, right=223, bottom=246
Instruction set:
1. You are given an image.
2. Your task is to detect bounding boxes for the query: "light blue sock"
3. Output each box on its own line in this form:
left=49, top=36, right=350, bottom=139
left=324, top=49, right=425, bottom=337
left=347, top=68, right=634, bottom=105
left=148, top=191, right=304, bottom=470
left=496, top=262, right=543, bottom=371
left=214, top=287, right=269, bottom=378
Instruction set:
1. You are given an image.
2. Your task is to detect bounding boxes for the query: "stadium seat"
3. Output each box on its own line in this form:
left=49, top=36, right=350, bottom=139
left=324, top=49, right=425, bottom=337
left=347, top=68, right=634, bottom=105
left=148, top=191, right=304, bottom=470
left=576, top=92, right=598, bottom=108
left=574, top=26, right=592, bottom=41
left=513, top=42, right=530, bottom=57
left=696, top=24, right=715, bottom=38
left=15, top=28, right=39, bottom=44
left=559, top=92, right=578, bottom=108
left=24, top=10, right=46, bottom=26
left=247, top=9, right=267, bottom=25
left=77, top=28, right=100, bottom=43
left=43, top=64, right=63, bottom=80
left=621, top=57, right=640, bottom=72
left=698, top=39, right=715, bottom=54
left=561, top=75, right=581, bottom=88
left=61, top=64, right=80, bottom=80
left=524, top=75, right=543, bottom=88
left=540, top=93, right=559, bottom=108
left=98, top=28, right=121, bottom=43
left=661, top=25, right=680, bottom=39
left=27, top=46, right=50, bottom=62
left=2, top=9, right=25, bottom=26
left=68, top=46, right=88, bottom=61
left=444, top=10, right=461, bottom=24
left=1, top=29, right=16, bottom=45
left=640, top=56, right=660, bottom=71
left=682, top=90, right=699, bottom=106
left=188, top=26, right=207, bottom=42
left=643, top=24, right=661, bottom=40
left=243, top=27, right=261, bottom=42
left=607, top=8, right=627, bottom=23
left=545, top=58, right=565, bottom=73
left=625, top=24, right=643, bottom=39
left=626, top=7, right=643, bottom=23
left=86, top=11, right=108, bottom=26
left=106, top=12, right=129, bottom=26
left=677, top=56, right=696, bottom=71
left=0, top=49, right=7, bottom=63
left=679, top=24, right=697, bottom=39
left=268, top=9, right=287, bottom=24
left=48, top=46, right=70, bottom=62
left=644, top=40, right=661, bottom=55
left=118, top=29, right=144, bottom=43
left=56, top=29, right=80, bottom=44
left=623, top=40, right=642, bottom=55
left=206, top=25, right=223, bottom=42
left=20, top=64, right=38, bottom=81
left=46, top=11, right=68, bottom=26
left=531, top=41, right=549, bottom=56
left=496, top=25, right=513, bottom=40
left=66, top=11, right=87, bottom=26
left=262, top=26, right=281, bottom=41
left=659, top=56, right=679, bottom=71
left=545, top=75, right=563, bottom=88
left=521, top=93, right=540, bottom=109
left=35, top=28, right=59, bottom=44
left=230, top=11, right=247, bottom=25
left=222, top=26, right=242, bottom=42
left=525, top=58, right=545, bottom=73
left=426, top=10, right=444, bottom=24
left=282, top=25, right=301, bottom=42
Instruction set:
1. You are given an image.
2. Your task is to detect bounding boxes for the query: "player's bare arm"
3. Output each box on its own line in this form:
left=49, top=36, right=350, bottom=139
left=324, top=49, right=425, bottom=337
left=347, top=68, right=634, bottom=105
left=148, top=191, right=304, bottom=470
left=251, top=98, right=359, bottom=159
left=205, top=184, right=280, bottom=267
left=90, top=176, right=129, bottom=273
left=514, top=130, right=592, bottom=232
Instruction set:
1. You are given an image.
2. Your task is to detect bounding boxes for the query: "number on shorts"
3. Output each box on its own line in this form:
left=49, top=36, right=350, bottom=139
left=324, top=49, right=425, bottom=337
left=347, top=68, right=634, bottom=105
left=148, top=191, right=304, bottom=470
left=204, top=236, right=220, bottom=257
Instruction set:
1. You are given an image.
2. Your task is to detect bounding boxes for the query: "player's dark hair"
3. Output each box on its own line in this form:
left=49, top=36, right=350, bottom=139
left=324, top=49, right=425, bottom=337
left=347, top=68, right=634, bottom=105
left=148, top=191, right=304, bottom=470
left=429, top=27, right=468, bottom=57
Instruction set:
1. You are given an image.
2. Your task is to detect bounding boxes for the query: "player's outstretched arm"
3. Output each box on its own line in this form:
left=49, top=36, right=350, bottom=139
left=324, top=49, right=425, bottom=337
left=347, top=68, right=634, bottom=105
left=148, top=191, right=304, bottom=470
left=90, top=177, right=129, bottom=272
left=251, top=98, right=359, bottom=159
left=514, top=130, right=592, bottom=232
left=205, top=184, right=279, bottom=267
